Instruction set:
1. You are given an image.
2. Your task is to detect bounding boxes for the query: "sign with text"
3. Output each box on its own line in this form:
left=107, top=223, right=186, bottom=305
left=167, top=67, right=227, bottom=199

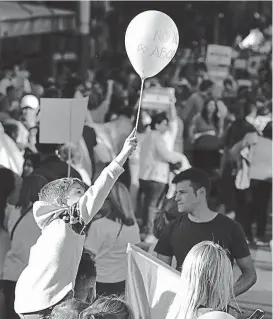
left=206, top=44, right=233, bottom=67
left=39, top=97, right=88, bottom=144
left=141, top=87, right=175, bottom=111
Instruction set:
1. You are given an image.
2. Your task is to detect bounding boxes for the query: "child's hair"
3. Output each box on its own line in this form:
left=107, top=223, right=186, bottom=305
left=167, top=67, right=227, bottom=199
left=80, top=295, right=134, bottom=319
left=39, top=178, right=87, bottom=206
left=50, top=298, right=88, bottom=319
left=74, top=250, right=97, bottom=303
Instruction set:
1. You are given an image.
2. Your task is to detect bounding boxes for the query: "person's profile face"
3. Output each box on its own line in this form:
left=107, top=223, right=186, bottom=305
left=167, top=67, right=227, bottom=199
left=22, top=107, right=37, bottom=128
left=66, top=183, right=85, bottom=206
left=175, top=180, right=199, bottom=213
left=23, top=159, right=34, bottom=177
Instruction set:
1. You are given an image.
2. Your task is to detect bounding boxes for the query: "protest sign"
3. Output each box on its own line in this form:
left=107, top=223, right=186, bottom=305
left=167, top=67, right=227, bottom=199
left=206, top=44, right=233, bottom=67
left=206, top=45, right=233, bottom=91
left=126, top=244, right=180, bottom=319
left=234, top=58, right=247, bottom=70
left=126, top=244, right=240, bottom=319
left=39, top=97, right=88, bottom=144
left=141, top=87, right=175, bottom=111
left=250, top=136, right=272, bottom=181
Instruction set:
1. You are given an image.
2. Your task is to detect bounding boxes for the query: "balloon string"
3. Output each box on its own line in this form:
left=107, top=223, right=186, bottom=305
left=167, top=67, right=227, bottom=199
left=134, top=78, right=145, bottom=136
left=68, top=147, right=71, bottom=178
left=68, top=101, right=72, bottom=178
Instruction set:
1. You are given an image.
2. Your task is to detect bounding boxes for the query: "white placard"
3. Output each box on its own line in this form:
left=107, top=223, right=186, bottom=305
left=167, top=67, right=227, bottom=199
left=39, top=97, right=88, bottom=144
left=234, top=58, right=247, bottom=69
left=206, top=44, right=233, bottom=66
left=142, top=87, right=175, bottom=111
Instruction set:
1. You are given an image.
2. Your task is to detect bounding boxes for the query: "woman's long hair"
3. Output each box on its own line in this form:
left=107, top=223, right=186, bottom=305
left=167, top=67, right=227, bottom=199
left=0, top=167, right=15, bottom=230
left=80, top=295, right=134, bottom=319
left=166, top=241, right=238, bottom=319
left=95, top=182, right=135, bottom=227
left=16, top=174, right=45, bottom=214
left=201, top=99, right=220, bottom=131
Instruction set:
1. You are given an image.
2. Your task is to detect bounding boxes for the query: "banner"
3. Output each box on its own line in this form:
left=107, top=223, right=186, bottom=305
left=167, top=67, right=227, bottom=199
left=126, top=244, right=180, bottom=319
left=141, top=87, right=175, bottom=111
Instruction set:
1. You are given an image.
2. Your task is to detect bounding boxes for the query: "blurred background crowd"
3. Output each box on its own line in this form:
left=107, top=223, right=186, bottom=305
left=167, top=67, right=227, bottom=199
left=0, top=1, right=272, bottom=318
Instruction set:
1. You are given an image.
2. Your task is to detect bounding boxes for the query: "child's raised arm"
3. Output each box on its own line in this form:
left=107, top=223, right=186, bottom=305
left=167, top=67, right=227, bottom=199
left=79, top=129, right=137, bottom=224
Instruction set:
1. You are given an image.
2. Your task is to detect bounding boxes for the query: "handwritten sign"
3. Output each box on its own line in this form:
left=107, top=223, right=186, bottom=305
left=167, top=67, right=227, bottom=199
left=39, top=97, right=88, bottom=144
left=141, top=87, right=175, bottom=111
left=206, top=44, right=232, bottom=67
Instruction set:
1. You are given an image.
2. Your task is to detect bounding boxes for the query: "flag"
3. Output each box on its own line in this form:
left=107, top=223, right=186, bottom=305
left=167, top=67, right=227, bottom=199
left=126, top=244, right=180, bottom=319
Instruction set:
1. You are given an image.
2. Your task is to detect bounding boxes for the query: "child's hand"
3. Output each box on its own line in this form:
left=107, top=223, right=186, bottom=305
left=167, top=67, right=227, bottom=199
left=122, top=128, right=138, bottom=157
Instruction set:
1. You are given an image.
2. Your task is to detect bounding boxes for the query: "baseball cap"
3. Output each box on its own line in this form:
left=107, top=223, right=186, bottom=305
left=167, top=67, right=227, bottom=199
left=20, top=94, right=39, bottom=110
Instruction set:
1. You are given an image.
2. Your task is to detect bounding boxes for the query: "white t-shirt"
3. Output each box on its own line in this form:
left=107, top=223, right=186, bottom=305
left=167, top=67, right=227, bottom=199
left=84, top=218, right=140, bottom=283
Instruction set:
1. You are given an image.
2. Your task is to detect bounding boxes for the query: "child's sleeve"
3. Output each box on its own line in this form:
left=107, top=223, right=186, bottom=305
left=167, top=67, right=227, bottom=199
left=78, top=160, right=124, bottom=224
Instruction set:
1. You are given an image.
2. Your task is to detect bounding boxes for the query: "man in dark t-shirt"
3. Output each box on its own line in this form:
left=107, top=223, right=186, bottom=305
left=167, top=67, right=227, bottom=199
left=155, top=213, right=249, bottom=272
left=154, top=168, right=257, bottom=297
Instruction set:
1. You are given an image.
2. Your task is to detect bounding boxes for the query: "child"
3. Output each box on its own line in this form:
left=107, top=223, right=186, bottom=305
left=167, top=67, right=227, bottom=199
left=14, top=129, right=138, bottom=319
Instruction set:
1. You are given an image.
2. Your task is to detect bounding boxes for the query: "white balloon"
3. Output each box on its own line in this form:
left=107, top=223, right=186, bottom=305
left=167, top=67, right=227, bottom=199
left=125, top=10, right=179, bottom=79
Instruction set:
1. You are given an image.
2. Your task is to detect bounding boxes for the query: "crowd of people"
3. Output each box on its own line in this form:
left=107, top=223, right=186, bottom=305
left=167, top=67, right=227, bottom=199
left=0, top=32, right=271, bottom=319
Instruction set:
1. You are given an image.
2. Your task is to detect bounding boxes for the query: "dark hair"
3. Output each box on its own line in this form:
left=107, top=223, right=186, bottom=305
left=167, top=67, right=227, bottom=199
left=105, top=94, right=132, bottom=121
left=74, top=251, right=97, bottom=303
left=6, top=85, right=16, bottom=95
left=201, top=99, right=220, bottom=130
left=99, top=182, right=135, bottom=227
left=223, top=79, right=233, bottom=87
left=150, top=112, right=168, bottom=130
left=44, top=87, right=62, bottom=98
left=242, top=95, right=257, bottom=118
left=35, top=127, right=62, bottom=155
left=17, top=175, right=42, bottom=210
left=23, top=152, right=41, bottom=169
left=172, top=168, right=211, bottom=196
left=199, top=80, right=214, bottom=92
left=263, top=121, right=272, bottom=140
left=0, top=167, right=15, bottom=229
left=196, top=62, right=207, bottom=72
left=2, top=122, right=19, bottom=141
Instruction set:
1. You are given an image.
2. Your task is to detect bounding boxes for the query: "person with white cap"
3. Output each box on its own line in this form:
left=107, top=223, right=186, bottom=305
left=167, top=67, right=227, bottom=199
left=20, top=94, right=39, bottom=130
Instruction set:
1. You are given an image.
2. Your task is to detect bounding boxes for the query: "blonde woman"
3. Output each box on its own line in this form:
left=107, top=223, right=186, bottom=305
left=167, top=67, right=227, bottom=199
left=166, top=241, right=239, bottom=319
